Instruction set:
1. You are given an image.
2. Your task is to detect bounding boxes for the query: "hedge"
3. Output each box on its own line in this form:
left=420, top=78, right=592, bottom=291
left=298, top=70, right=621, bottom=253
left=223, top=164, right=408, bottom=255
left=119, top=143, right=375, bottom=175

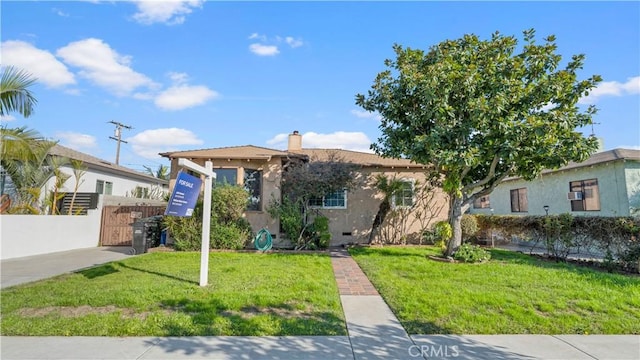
left=475, top=214, right=640, bottom=272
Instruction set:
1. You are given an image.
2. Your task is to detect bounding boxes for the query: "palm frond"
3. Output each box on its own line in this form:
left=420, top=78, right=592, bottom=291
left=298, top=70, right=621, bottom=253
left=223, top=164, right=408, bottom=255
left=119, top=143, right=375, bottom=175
left=0, top=66, right=38, bottom=118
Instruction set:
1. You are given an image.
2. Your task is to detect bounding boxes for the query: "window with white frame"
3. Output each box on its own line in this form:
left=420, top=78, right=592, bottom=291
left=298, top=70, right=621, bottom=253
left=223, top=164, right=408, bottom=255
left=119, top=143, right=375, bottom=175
left=309, top=190, right=347, bottom=209
left=392, top=180, right=414, bottom=208
left=96, top=180, right=113, bottom=195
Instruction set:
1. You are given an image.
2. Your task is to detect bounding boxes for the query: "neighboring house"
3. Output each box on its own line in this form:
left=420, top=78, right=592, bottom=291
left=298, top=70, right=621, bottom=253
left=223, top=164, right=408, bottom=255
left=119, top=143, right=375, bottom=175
left=160, top=131, right=449, bottom=246
left=43, top=145, right=169, bottom=213
left=468, top=148, right=640, bottom=217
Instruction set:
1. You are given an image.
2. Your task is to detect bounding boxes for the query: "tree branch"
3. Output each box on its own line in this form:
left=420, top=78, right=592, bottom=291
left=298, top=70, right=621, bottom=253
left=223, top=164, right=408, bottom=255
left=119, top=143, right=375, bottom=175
left=462, top=155, right=500, bottom=193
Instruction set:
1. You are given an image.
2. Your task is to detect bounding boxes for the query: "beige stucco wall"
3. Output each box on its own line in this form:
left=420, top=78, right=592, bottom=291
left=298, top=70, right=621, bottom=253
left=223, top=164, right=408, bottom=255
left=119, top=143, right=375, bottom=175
left=167, top=158, right=450, bottom=247
left=469, top=160, right=637, bottom=217
left=318, top=169, right=449, bottom=246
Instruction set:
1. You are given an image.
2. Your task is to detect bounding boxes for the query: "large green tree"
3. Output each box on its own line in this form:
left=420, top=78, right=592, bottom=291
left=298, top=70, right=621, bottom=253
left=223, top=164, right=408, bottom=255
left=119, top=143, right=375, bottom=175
left=356, top=29, right=601, bottom=256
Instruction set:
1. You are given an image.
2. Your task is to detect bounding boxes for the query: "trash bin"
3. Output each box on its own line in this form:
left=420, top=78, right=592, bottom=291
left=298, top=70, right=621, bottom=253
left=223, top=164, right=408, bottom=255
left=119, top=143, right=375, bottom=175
left=131, top=215, right=163, bottom=254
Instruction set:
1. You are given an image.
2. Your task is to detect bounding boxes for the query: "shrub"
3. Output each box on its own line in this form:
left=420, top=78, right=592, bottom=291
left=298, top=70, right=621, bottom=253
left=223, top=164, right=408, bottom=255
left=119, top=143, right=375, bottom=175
left=453, top=243, right=491, bottom=263
left=163, top=184, right=253, bottom=251
left=164, top=215, right=202, bottom=251
left=313, top=216, right=331, bottom=249
left=431, top=220, right=452, bottom=254
left=475, top=214, right=640, bottom=270
left=211, top=222, right=251, bottom=250
left=461, top=214, right=479, bottom=241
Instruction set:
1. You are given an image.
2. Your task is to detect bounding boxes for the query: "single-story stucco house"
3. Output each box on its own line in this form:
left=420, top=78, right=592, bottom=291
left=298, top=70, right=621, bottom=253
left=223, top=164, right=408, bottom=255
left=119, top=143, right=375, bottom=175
left=468, top=148, right=640, bottom=217
left=160, top=131, right=450, bottom=246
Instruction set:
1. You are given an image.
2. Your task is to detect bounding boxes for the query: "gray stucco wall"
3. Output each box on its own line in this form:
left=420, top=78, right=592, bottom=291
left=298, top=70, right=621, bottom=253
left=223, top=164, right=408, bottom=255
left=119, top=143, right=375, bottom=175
left=625, top=161, right=640, bottom=216
left=469, top=160, right=635, bottom=217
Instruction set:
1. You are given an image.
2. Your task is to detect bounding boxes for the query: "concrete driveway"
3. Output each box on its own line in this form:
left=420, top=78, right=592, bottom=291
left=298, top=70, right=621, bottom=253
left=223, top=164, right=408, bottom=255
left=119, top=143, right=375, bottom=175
left=1, top=246, right=134, bottom=289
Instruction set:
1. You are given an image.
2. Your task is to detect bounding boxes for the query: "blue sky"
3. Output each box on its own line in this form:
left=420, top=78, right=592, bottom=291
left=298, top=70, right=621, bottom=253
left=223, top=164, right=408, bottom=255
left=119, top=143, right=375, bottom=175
left=2, top=1, right=639, bottom=171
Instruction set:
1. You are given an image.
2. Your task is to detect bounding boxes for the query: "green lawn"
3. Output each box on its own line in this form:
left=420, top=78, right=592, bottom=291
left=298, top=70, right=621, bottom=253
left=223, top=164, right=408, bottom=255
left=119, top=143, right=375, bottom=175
left=0, top=252, right=346, bottom=336
left=349, top=246, right=640, bottom=335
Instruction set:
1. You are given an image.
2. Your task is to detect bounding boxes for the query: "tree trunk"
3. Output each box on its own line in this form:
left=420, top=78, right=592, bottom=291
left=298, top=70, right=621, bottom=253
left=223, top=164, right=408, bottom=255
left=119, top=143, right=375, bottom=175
left=445, top=195, right=464, bottom=256
left=368, top=200, right=390, bottom=244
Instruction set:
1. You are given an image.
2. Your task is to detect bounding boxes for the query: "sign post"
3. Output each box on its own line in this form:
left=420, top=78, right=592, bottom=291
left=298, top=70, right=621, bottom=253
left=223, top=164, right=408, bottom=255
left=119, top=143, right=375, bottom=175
left=173, top=158, right=215, bottom=286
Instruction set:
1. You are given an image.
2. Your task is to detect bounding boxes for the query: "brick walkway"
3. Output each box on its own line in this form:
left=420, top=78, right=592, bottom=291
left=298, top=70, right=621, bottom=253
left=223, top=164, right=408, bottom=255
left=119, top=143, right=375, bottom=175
left=330, top=249, right=379, bottom=296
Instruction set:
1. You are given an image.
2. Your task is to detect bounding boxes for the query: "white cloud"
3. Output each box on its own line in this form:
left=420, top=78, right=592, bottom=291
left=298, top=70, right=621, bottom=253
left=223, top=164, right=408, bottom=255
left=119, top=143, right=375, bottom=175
left=285, top=36, right=304, bottom=48
left=350, top=109, right=382, bottom=121
left=167, top=71, right=189, bottom=85
left=55, top=131, right=97, bottom=150
left=1, top=40, right=76, bottom=88
left=1, top=115, right=16, bottom=122
left=267, top=131, right=373, bottom=153
left=266, top=133, right=288, bottom=146
left=154, top=84, right=218, bottom=110
left=131, top=0, right=203, bottom=25
left=249, top=43, right=279, bottom=56
left=248, top=33, right=267, bottom=41
left=579, top=76, right=640, bottom=104
left=128, top=128, right=204, bottom=159
left=52, top=8, right=70, bottom=17
left=56, top=38, right=157, bottom=96
left=247, top=33, right=304, bottom=56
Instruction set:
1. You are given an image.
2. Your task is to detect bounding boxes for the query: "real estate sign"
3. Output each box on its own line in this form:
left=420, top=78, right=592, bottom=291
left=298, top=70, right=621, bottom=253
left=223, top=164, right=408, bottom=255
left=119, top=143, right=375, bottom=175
left=165, top=171, right=202, bottom=217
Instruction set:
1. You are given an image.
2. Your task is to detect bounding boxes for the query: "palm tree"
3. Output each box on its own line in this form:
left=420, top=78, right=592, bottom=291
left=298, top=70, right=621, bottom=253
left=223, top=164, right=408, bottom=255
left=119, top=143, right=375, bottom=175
left=143, top=164, right=169, bottom=180
left=367, top=174, right=405, bottom=244
left=1, top=66, right=38, bottom=118
left=0, top=127, right=54, bottom=197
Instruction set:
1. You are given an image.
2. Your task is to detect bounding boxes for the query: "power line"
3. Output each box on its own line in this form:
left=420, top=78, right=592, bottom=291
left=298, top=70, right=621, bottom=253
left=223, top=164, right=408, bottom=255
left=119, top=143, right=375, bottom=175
left=107, top=120, right=132, bottom=165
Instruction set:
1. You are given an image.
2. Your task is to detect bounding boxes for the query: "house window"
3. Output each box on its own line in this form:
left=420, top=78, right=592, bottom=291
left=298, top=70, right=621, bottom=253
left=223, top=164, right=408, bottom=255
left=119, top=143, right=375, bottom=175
left=473, top=195, right=491, bottom=209
left=244, top=169, right=262, bottom=211
left=570, top=179, right=600, bottom=211
left=309, top=190, right=347, bottom=209
left=510, top=188, right=528, bottom=212
left=392, top=180, right=414, bottom=208
left=214, top=168, right=237, bottom=186
left=96, top=180, right=113, bottom=195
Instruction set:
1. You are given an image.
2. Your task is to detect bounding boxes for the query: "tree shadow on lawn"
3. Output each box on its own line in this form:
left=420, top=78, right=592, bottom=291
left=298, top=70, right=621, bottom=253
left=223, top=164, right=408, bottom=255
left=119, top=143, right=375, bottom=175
left=489, top=249, right=640, bottom=287
left=347, top=246, right=429, bottom=258
left=158, top=297, right=346, bottom=337
left=75, top=263, right=120, bottom=279
left=113, top=262, right=198, bottom=285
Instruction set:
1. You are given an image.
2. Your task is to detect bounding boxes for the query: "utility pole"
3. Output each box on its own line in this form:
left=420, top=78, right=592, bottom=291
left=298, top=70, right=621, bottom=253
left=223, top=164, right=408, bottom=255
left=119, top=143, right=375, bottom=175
left=108, top=121, right=132, bottom=165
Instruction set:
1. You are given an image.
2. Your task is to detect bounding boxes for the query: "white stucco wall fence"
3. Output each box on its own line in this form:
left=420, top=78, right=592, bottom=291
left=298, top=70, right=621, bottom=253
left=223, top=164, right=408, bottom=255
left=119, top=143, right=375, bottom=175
left=0, top=209, right=102, bottom=260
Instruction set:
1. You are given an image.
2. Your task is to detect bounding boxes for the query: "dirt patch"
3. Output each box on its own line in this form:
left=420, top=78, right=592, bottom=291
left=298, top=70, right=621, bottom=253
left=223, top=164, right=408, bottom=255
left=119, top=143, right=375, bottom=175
left=16, top=306, right=169, bottom=320
left=219, top=304, right=320, bottom=320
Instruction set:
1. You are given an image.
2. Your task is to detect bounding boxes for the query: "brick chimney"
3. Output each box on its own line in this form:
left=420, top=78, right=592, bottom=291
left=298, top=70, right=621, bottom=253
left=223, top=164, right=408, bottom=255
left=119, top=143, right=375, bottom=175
left=287, top=130, right=302, bottom=152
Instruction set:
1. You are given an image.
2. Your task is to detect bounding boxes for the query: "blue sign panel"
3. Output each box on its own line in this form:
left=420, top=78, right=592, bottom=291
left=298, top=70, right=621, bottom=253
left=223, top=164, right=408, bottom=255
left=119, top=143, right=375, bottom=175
left=165, top=171, right=202, bottom=217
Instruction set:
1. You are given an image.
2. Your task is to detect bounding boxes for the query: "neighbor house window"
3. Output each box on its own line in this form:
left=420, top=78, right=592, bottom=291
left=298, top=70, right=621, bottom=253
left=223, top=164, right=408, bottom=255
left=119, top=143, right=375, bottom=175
left=244, top=169, right=262, bottom=211
left=309, top=190, right=347, bottom=209
left=214, top=168, right=237, bottom=186
left=473, top=195, right=491, bottom=209
left=96, top=180, right=113, bottom=195
left=570, top=179, right=600, bottom=211
left=392, top=180, right=415, bottom=208
left=510, top=188, right=528, bottom=212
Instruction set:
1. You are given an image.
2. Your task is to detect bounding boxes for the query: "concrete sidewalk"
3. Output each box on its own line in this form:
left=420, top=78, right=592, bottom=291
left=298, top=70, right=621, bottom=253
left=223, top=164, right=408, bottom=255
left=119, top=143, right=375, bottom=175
left=2, top=334, right=638, bottom=359
left=1, top=248, right=639, bottom=359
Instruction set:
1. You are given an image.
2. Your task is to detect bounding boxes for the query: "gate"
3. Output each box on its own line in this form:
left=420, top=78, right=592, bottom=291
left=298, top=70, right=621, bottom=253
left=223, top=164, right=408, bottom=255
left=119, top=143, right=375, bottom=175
left=100, top=205, right=165, bottom=246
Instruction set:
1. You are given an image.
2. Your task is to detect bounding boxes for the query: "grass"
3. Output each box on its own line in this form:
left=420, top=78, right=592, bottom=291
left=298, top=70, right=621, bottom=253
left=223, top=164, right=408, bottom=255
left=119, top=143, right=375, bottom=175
left=0, top=251, right=346, bottom=336
left=349, top=246, right=640, bottom=335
